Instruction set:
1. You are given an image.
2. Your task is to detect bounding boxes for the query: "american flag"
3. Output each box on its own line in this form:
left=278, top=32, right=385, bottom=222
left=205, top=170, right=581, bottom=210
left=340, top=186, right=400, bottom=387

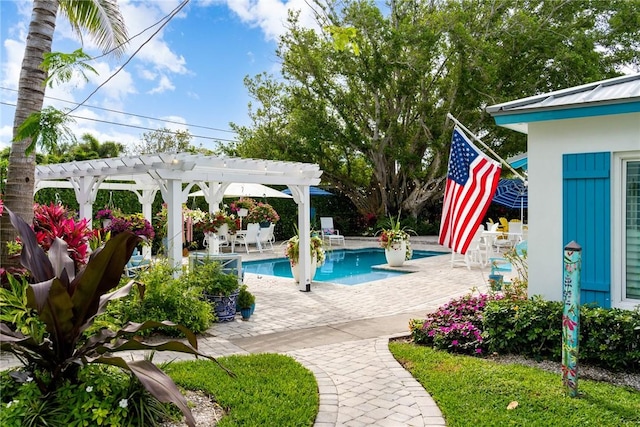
left=438, top=127, right=501, bottom=254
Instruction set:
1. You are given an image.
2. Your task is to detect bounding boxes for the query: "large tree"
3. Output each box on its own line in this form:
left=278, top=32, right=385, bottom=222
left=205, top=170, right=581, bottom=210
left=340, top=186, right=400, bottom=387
left=229, top=0, right=639, bottom=219
left=1, top=0, right=128, bottom=266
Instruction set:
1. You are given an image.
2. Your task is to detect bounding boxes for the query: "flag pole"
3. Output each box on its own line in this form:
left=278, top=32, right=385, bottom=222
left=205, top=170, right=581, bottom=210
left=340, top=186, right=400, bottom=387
left=447, top=113, right=527, bottom=183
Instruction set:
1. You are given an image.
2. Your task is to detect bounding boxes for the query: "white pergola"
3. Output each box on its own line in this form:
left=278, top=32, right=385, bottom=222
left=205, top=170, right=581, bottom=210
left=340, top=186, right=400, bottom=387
left=34, top=152, right=323, bottom=291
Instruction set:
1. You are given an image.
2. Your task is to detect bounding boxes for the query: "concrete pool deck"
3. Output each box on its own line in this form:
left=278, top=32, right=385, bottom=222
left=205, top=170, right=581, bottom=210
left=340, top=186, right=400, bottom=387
left=1, top=236, right=495, bottom=426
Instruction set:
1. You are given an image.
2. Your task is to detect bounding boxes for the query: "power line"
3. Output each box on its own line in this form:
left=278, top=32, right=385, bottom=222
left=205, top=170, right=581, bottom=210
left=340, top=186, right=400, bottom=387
left=0, top=101, right=237, bottom=143
left=0, top=86, right=237, bottom=134
left=68, top=0, right=192, bottom=116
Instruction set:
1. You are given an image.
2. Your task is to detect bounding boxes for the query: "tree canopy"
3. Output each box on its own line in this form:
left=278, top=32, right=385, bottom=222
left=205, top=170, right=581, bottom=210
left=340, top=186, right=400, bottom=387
left=228, top=0, right=640, bottom=218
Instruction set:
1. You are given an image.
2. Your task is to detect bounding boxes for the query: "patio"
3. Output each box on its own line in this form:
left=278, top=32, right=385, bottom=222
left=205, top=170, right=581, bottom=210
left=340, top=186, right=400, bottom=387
left=176, top=236, right=491, bottom=351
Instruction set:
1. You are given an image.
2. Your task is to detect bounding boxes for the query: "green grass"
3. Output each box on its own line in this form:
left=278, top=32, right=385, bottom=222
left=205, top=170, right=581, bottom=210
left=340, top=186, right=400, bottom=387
left=389, top=342, right=640, bottom=427
left=165, top=353, right=318, bottom=426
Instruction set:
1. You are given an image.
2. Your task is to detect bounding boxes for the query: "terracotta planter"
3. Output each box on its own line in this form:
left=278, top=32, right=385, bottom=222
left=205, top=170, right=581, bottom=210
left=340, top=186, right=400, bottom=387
left=385, top=241, right=407, bottom=267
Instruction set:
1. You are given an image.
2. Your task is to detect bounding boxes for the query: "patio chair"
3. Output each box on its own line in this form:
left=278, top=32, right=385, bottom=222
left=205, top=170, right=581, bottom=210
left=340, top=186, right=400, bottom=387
left=236, top=223, right=262, bottom=253
left=493, top=221, right=522, bottom=253
left=258, top=223, right=275, bottom=252
left=320, top=217, right=345, bottom=246
left=452, top=226, right=488, bottom=269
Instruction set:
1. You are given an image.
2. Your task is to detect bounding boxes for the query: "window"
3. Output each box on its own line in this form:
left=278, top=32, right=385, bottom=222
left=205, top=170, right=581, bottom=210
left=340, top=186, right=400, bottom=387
left=625, top=160, right=640, bottom=300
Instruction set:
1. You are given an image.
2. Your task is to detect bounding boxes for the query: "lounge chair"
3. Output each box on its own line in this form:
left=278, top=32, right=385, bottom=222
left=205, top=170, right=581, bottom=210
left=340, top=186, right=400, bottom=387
left=236, top=223, right=262, bottom=253
left=258, top=223, right=275, bottom=252
left=320, top=217, right=345, bottom=246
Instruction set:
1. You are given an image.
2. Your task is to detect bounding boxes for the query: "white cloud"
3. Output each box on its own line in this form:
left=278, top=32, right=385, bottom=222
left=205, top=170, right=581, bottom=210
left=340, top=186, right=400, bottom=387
left=160, top=115, right=188, bottom=132
left=148, top=75, right=175, bottom=94
left=221, top=0, right=319, bottom=41
left=85, top=62, right=137, bottom=101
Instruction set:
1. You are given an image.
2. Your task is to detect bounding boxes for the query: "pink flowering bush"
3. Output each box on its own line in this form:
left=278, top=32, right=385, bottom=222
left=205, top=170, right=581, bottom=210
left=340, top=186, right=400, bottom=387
left=410, top=293, right=503, bottom=355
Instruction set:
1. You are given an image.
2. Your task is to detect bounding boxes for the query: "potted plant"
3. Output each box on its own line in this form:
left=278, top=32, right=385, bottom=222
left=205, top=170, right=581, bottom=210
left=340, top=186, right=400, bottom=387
left=105, top=212, right=155, bottom=246
left=246, top=202, right=280, bottom=227
left=378, top=213, right=413, bottom=267
left=284, top=232, right=325, bottom=282
left=189, top=261, right=240, bottom=322
left=236, top=285, right=256, bottom=320
left=230, top=198, right=256, bottom=218
left=95, top=207, right=115, bottom=229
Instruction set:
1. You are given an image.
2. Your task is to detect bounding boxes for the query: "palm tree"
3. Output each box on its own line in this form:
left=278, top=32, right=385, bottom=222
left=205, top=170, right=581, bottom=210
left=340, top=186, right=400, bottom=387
left=1, top=0, right=128, bottom=267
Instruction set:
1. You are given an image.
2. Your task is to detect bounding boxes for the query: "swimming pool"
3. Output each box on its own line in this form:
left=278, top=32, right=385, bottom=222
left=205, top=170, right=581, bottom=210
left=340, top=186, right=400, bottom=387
left=242, top=248, right=445, bottom=285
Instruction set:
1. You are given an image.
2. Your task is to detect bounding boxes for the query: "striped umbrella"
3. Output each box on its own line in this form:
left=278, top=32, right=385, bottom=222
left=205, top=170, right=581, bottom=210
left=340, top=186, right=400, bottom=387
left=492, top=178, right=528, bottom=222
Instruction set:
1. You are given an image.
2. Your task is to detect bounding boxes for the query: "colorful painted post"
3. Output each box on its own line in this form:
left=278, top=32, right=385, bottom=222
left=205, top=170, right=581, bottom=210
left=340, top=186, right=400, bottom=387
left=562, top=241, right=582, bottom=397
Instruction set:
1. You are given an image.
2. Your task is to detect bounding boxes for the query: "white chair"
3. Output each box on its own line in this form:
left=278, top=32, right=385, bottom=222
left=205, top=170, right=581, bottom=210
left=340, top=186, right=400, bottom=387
left=320, top=217, right=345, bottom=246
left=236, top=223, right=262, bottom=253
left=451, top=225, right=485, bottom=269
left=258, top=223, right=275, bottom=252
left=494, top=221, right=522, bottom=253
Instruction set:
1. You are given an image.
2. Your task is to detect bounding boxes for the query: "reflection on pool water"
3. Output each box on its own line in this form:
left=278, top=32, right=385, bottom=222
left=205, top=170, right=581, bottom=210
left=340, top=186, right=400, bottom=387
left=243, top=248, right=446, bottom=285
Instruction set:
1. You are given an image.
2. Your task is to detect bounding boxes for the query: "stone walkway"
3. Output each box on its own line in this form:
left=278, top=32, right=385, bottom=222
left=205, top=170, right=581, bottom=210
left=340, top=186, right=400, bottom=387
left=1, top=237, right=494, bottom=426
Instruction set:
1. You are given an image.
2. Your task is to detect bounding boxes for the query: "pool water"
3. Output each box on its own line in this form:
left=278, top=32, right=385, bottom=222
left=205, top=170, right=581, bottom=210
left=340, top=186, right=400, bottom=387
left=242, top=248, right=445, bottom=285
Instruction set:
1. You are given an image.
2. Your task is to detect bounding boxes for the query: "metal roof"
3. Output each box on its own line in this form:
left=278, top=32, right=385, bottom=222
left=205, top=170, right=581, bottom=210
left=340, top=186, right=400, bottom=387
left=487, top=73, right=640, bottom=114
left=486, top=73, right=640, bottom=133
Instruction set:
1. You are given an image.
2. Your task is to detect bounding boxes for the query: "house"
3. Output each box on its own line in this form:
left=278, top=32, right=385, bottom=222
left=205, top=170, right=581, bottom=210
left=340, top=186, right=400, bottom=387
left=487, top=74, right=640, bottom=310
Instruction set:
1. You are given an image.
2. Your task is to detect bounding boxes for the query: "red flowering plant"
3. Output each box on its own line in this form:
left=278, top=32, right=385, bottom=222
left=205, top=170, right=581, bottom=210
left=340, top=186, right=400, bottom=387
left=194, top=210, right=237, bottom=234
left=32, top=203, right=92, bottom=268
left=377, top=213, right=413, bottom=260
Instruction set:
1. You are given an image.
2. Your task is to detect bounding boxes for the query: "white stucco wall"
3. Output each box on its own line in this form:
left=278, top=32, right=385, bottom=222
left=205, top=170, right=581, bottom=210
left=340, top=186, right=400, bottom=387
left=527, top=112, right=640, bottom=303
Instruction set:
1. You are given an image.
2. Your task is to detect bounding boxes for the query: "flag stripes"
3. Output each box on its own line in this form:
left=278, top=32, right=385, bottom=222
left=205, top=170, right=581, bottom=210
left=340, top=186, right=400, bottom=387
left=439, top=127, right=501, bottom=254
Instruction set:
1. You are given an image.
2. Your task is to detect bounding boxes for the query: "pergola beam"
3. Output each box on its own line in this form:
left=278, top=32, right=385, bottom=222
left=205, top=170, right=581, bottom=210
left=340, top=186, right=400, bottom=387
left=34, top=153, right=322, bottom=288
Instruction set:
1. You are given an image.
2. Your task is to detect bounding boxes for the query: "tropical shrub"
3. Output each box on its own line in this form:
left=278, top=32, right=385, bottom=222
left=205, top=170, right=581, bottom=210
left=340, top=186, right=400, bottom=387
left=580, top=305, right=640, bottom=371
left=32, top=202, right=93, bottom=268
left=116, top=262, right=214, bottom=336
left=0, top=364, right=179, bottom=427
left=484, top=298, right=640, bottom=372
left=0, top=208, right=220, bottom=427
left=186, top=260, right=240, bottom=297
left=483, top=296, right=564, bottom=360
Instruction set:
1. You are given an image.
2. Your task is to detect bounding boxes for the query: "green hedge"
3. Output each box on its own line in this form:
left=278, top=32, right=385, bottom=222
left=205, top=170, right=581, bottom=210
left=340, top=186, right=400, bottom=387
left=483, top=298, right=640, bottom=372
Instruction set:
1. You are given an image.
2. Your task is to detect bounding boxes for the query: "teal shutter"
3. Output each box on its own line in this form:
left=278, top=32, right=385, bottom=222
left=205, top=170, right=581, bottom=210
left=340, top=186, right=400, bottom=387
left=563, top=152, right=611, bottom=308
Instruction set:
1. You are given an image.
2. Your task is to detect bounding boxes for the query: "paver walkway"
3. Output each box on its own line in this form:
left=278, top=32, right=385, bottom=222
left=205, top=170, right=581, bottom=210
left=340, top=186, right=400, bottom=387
left=1, top=237, right=493, bottom=426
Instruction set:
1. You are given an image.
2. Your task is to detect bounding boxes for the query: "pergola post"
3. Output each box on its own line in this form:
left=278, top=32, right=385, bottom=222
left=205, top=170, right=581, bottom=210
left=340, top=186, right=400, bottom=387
left=133, top=188, right=158, bottom=260
left=165, top=179, right=183, bottom=276
left=289, top=185, right=312, bottom=292
left=68, top=176, right=105, bottom=226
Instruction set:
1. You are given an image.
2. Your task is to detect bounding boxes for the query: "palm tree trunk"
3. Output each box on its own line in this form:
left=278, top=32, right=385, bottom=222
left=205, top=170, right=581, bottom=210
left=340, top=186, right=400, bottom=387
left=1, top=0, right=58, bottom=268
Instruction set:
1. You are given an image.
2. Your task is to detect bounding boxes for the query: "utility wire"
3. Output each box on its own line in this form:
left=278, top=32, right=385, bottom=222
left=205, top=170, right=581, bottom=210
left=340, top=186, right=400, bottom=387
left=0, top=87, right=237, bottom=134
left=0, top=101, right=237, bottom=143
left=68, top=0, right=191, bottom=115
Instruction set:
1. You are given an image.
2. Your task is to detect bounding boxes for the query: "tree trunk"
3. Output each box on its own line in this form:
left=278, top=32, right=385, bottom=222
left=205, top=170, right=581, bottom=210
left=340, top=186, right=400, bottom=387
left=1, top=0, right=58, bottom=268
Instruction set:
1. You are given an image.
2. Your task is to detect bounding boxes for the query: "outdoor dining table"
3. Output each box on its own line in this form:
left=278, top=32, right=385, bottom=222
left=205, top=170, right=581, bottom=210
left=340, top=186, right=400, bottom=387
left=483, top=230, right=523, bottom=255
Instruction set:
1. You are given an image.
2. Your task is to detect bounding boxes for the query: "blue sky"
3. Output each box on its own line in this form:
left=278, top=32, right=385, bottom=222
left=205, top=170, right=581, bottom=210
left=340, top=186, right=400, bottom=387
left=0, top=0, right=322, bottom=152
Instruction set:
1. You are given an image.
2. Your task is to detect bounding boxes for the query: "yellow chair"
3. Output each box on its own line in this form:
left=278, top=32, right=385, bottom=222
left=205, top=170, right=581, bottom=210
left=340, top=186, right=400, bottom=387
left=498, top=217, right=509, bottom=233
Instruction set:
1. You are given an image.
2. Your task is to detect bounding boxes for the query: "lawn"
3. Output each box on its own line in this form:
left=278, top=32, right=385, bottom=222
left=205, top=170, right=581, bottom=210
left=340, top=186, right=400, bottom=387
left=165, top=353, right=318, bottom=426
left=389, top=342, right=640, bottom=427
